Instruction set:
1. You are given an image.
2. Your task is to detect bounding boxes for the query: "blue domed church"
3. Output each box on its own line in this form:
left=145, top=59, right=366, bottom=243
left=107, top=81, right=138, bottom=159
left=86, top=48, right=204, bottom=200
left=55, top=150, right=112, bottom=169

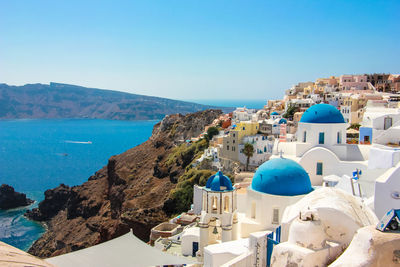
left=270, top=103, right=370, bottom=186
left=239, top=157, right=313, bottom=237
left=193, top=164, right=313, bottom=260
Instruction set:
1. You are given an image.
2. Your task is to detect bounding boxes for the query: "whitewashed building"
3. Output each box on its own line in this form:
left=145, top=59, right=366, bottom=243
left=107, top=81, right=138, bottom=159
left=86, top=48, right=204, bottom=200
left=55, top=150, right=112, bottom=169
left=238, top=135, right=273, bottom=168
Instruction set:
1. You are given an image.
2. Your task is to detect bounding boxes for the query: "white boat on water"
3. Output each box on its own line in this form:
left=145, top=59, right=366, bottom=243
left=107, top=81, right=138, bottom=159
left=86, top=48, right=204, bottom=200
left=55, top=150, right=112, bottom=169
left=65, top=141, right=93, bottom=144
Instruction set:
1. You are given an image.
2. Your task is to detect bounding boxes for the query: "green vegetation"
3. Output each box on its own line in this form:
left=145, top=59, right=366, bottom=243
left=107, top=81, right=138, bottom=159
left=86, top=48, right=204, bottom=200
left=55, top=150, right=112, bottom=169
left=165, top=138, right=208, bottom=168
left=206, top=126, right=219, bottom=141
left=282, top=104, right=298, bottom=119
left=243, top=143, right=254, bottom=171
left=165, top=168, right=214, bottom=214
left=163, top=168, right=234, bottom=216
left=347, top=123, right=361, bottom=130
left=162, top=137, right=234, bottom=216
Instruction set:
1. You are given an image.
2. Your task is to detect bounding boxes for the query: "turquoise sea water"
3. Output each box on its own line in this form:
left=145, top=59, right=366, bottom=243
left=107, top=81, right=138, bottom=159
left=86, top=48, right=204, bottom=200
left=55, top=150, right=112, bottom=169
left=0, top=119, right=156, bottom=251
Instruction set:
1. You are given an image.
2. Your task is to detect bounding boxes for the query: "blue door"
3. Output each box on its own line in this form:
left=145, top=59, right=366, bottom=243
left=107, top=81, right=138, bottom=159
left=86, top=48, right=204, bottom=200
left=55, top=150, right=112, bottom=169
left=266, top=226, right=281, bottom=266
left=192, top=242, right=199, bottom=257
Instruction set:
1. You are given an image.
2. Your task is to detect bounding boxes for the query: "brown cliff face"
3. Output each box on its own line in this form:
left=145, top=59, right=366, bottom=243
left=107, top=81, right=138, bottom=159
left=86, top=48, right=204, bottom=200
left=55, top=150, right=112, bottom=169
left=26, top=109, right=222, bottom=258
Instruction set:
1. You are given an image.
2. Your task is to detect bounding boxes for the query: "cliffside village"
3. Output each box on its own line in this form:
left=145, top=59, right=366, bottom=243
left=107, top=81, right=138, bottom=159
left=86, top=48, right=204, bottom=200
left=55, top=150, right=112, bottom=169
left=145, top=73, right=400, bottom=267
left=7, top=73, right=400, bottom=267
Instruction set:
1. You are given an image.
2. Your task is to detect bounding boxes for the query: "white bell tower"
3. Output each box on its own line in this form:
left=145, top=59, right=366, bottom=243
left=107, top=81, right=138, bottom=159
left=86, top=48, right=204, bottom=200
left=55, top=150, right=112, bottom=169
left=197, top=171, right=238, bottom=260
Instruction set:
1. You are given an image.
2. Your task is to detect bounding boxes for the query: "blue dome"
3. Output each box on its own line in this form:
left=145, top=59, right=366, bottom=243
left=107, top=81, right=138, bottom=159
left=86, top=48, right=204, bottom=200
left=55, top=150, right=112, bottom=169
left=279, top=118, right=287, bottom=124
left=271, top=111, right=279, bottom=115
left=206, top=171, right=234, bottom=191
left=251, top=158, right=313, bottom=196
left=300, top=104, right=345, bottom=123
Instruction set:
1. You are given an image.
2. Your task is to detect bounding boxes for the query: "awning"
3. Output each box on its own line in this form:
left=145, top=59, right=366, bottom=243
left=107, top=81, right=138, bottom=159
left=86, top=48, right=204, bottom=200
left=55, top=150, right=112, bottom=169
left=0, top=241, right=56, bottom=267
left=346, top=129, right=359, bottom=134
left=46, top=230, right=195, bottom=267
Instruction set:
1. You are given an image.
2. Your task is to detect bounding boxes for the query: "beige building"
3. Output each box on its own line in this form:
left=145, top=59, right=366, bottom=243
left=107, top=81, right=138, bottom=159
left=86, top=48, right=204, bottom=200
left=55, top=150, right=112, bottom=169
left=220, top=122, right=259, bottom=162
left=315, top=76, right=339, bottom=87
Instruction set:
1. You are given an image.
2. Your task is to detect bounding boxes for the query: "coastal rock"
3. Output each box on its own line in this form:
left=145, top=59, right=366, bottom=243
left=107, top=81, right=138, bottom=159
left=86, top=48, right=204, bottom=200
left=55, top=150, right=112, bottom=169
left=0, top=184, right=33, bottom=210
left=25, top=184, right=72, bottom=221
left=27, top=109, right=222, bottom=258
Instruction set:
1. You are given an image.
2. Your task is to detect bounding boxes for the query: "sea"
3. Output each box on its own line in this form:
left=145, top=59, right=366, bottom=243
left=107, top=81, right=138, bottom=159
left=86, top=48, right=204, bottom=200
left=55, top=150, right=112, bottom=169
left=0, top=101, right=265, bottom=252
left=190, top=99, right=266, bottom=110
left=0, top=119, right=156, bottom=251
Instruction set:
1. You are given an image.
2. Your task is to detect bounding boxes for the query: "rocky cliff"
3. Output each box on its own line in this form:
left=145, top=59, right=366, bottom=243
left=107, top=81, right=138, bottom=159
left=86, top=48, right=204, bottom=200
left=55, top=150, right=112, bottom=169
left=26, top=109, right=222, bottom=258
left=0, top=184, right=33, bottom=210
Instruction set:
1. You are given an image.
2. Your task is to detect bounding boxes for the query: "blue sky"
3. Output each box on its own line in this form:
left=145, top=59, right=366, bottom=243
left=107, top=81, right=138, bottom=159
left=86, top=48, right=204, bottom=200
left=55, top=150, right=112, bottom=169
left=0, top=0, right=399, bottom=100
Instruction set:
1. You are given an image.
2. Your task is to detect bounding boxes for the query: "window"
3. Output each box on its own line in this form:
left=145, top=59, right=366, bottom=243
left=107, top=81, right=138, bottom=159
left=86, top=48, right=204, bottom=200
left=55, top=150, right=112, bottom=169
left=272, top=208, right=279, bottom=224
left=319, top=132, right=325, bottom=144
left=233, top=133, right=235, bottom=137
left=224, top=196, right=230, bottom=212
left=337, top=132, right=341, bottom=144
left=212, top=196, right=218, bottom=213
left=227, top=145, right=229, bottom=150
left=316, top=162, right=323, bottom=175
left=251, top=201, right=256, bottom=219
left=303, top=131, right=307, bottom=142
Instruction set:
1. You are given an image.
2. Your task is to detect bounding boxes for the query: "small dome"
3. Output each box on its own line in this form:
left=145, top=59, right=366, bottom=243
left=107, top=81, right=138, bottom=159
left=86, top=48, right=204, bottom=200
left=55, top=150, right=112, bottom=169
left=279, top=118, right=287, bottom=124
left=251, top=158, right=313, bottom=196
left=271, top=111, right=279, bottom=115
left=206, top=171, right=233, bottom=191
left=288, top=217, right=326, bottom=250
left=300, top=104, right=345, bottom=123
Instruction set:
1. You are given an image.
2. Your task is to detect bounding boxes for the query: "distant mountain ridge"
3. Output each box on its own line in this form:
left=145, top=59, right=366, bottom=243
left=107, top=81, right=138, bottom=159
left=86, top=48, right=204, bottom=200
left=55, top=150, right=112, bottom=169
left=0, top=82, right=231, bottom=120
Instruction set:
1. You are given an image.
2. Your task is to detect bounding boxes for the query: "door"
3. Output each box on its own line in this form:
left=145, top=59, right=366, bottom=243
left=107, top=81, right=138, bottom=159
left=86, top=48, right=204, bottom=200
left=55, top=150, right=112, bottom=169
left=384, top=117, right=393, bottom=130
left=192, top=242, right=199, bottom=257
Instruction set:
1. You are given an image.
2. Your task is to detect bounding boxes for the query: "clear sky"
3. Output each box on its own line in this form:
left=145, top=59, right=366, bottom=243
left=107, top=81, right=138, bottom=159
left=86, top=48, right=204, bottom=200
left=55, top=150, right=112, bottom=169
left=0, top=0, right=399, bottom=100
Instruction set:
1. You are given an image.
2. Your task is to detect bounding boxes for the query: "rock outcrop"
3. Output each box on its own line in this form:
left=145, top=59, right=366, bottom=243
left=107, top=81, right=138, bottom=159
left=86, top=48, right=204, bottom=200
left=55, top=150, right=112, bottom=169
left=0, top=184, right=33, bottom=210
left=26, top=109, right=222, bottom=258
left=329, top=225, right=400, bottom=267
left=26, top=184, right=72, bottom=221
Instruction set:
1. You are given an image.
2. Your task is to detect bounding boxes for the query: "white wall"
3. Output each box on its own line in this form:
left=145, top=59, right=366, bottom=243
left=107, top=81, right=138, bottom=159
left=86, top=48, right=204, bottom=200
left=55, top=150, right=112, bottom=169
left=372, top=113, right=400, bottom=130
left=374, top=127, right=400, bottom=145
left=238, top=135, right=273, bottom=167
left=296, top=123, right=347, bottom=150
left=299, top=147, right=367, bottom=186
left=220, top=252, right=253, bottom=267
left=374, top=162, right=400, bottom=218
left=240, top=188, right=304, bottom=237
left=203, top=239, right=250, bottom=267
left=193, top=185, right=203, bottom=215
left=181, top=227, right=200, bottom=256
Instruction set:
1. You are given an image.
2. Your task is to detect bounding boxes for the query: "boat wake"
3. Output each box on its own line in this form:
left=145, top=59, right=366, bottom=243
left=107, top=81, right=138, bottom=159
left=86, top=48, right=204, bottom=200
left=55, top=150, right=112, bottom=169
left=64, top=140, right=93, bottom=144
